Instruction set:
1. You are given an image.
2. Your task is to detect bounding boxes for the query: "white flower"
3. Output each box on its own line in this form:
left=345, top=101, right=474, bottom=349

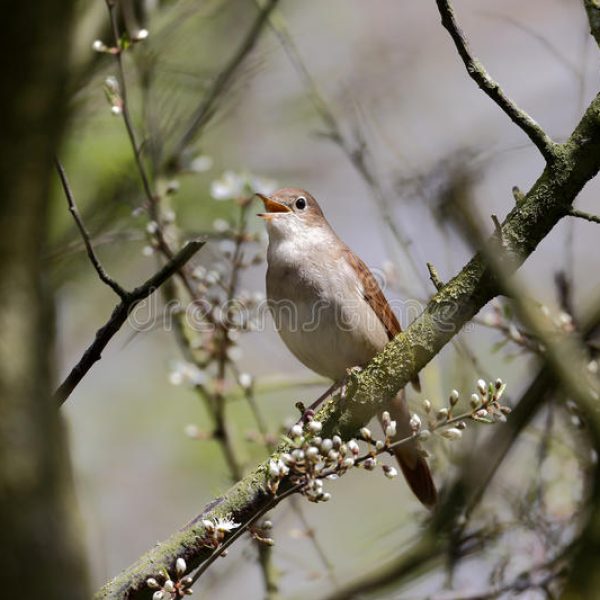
left=210, top=171, right=245, bottom=200
left=169, top=370, right=184, bottom=386
left=135, top=28, right=149, bottom=40
left=146, top=578, right=160, bottom=589
left=190, top=155, right=213, bottom=173
left=238, top=372, right=253, bottom=389
left=184, top=424, right=199, bottom=438
left=92, top=40, right=107, bottom=52
left=163, top=580, right=175, bottom=593
left=214, top=517, right=241, bottom=533
left=290, top=424, right=303, bottom=438
left=212, top=218, right=230, bottom=233
left=152, top=591, right=164, bottom=600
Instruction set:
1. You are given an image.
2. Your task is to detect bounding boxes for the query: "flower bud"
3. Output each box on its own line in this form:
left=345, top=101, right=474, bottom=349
left=470, top=393, right=480, bottom=408
left=176, top=557, right=187, bottom=576
left=441, top=427, right=463, bottom=440
left=308, top=420, right=322, bottom=434
left=382, top=465, right=398, bottom=479
left=450, top=389, right=459, bottom=405
left=409, top=414, right=421, bottom=432
left=385, top=421, right=397, bottom=438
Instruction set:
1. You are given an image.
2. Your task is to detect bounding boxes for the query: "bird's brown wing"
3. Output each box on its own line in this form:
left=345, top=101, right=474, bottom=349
left=342, top=247, right=421, bottom=392
left=344, top=248, right=435, bottom=507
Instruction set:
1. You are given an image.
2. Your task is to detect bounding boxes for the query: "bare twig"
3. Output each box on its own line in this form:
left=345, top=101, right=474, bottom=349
left=427, top=262, right=444, bottom=291
left=568, top=207, right=600, bottom=224
left=55, top=159, right=128, bottom=299
left=54, top=239, right=204, bottom=405
left=189, top=483, right=302, bottom=586
left=170, top=0, right=280, bottom=165
left=435, top=0, right=557, bottom=162
left=105, top=0, right=175, bottom=261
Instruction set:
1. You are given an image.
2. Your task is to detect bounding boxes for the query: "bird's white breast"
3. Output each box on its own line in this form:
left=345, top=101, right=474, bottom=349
left=265, top=221, right=389, bottom=380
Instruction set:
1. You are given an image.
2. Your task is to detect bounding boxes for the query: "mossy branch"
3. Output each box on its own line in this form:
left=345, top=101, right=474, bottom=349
left=435, top=0, right=557, bottom=161
left=96, top=85, right=600, bottom=599
left=585, top=0, right=600, bottom=49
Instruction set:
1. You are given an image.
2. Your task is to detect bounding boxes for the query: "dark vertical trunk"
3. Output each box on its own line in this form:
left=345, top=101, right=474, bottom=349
left=0, top=1, right=89, bottom=597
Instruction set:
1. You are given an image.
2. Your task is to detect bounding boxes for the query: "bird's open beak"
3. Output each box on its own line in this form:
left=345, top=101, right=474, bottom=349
left=256, top=193, right=291, bottom=219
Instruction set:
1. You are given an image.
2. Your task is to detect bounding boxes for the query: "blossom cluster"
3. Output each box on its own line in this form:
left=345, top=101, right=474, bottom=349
left=146, top=557, right=193, bottom=599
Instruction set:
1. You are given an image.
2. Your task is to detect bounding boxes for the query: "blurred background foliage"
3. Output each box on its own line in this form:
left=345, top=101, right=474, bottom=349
left=51, top=0, right=600, bottom=597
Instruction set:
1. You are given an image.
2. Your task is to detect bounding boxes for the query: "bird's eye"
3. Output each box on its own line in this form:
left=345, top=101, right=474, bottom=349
left=295, top=196, right=307, bottom=210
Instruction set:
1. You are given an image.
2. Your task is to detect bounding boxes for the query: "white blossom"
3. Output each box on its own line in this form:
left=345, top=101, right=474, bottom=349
left=210, top=171, right=245, bottom=200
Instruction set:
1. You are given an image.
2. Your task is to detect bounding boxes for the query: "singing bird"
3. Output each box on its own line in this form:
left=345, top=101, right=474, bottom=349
left=257, top=188, right=436, bottom=507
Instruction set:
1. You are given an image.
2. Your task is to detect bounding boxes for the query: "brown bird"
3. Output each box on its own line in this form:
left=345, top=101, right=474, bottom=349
left=257, top=188, right=436, bottom=507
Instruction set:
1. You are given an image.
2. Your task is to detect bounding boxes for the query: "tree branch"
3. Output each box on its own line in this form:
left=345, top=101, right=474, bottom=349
left=169, top=0, right=280, bottom=167
left=55, top=158, right=128, bottom=299
left=95, top=78, right=600, bottom=599
left=435, top=0, right=558, bottom=162
left=569, top=207, right=600, bottom=224
left=584, top=0, right=600, bottom=49
left=54, top=239, right=204, bottom=406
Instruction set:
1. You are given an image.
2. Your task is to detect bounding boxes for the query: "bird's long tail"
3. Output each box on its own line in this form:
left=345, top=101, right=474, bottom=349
left=379, top=389, right=437, bottom=508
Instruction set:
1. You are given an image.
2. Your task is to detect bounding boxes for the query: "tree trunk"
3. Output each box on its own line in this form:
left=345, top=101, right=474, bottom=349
left=0, top=1, right=89, bottom=597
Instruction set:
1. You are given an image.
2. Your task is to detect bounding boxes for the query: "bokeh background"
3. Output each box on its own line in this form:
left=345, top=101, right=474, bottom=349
left=53, top=0, right=599, bottom=597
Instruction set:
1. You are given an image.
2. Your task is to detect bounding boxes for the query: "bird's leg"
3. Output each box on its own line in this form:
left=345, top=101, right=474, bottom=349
left=293, top=380, right=342, bottom=427
left=294, top=366, right=364, bottom=426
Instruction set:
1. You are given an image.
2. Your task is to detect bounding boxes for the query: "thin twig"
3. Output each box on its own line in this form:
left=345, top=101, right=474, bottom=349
left=55, top=159, right=128, bottom=299
left=171, top=0, right=280, bottom=164
left=189, top=483, right=302, bottom=586
left=435, top=0, right=557, bottom=162
left=230, top=363, right=338, bottom=584
left=105, top=0, right=175, bottom=262
left=427, top=262, right=444, bottom=291
left=568, top=208, right=600, bottom=224
left=54, top=239, right=204, bottom=405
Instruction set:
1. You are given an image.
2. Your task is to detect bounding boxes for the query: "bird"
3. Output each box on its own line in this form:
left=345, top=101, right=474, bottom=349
left=256, top=187, right=436, bottom=508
